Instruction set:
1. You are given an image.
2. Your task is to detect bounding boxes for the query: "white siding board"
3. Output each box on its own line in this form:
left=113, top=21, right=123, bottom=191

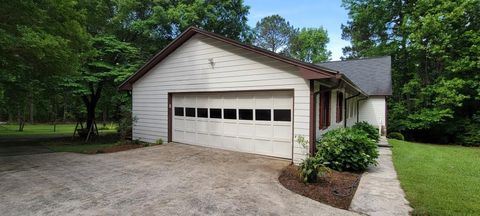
left=358, top=96, right=386, bottom=130
left=132, top=34, right=311, bottom=163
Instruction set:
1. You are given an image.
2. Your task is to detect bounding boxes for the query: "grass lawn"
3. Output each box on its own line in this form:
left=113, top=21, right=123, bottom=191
left=390, top=139, right=480, bottom=215
left=0, top=123, right=117, bottom=137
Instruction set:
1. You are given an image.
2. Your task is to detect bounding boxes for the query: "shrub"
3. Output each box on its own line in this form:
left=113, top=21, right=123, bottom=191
left=155, top=138, right=163, bottom=145
left=388, top=132, right=404, bottom=140
left=118, top=105, right=135, bottom=140
left=352, top=121, right=380, bottom=142
left=299, top=156, right=329, bottom=183
left=316, top=128, right=379, bottom=171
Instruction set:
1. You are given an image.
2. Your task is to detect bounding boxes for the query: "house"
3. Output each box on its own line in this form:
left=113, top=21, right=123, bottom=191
left=118, top=27, right=392, bottom=163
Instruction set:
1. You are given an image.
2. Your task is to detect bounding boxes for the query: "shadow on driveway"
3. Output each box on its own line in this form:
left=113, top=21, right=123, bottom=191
left=0, top=136, right=66, bottom=156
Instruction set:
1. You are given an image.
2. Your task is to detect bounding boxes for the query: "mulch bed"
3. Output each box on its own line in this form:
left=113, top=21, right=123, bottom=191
left=278, top=164, right=362, bottom=209
left=94, top=144, right=144, bottom=154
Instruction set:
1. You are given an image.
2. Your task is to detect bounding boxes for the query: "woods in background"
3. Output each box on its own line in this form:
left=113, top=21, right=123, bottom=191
left=0, top=0, right=251, bottom=130
left=342, top=0, right=480, bottom=145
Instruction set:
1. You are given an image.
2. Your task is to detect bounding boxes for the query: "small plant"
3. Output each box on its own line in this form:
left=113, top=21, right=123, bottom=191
left=133, top=139, right=141, bottom=145
left=388, top=132, right=404, bottom=140
left=118, top=104, right=136, bottom=140
left=299, top=156, right=329, bottom=183
left=155, top=138, right=163, bottom=145
left=352, top=121, right=380, bottom=142
left=317, top=128, right=378, bottom=171
left=295, top=134, right=309, bottom=156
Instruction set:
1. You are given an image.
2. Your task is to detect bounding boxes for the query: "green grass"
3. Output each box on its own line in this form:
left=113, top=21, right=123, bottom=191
left=0, top=123, right=117, bottom=137
left=390, top=139, right=480, bottom=215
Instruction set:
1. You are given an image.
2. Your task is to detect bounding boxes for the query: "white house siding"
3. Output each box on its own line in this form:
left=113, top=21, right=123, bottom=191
left=315, top=88, right=365, bottom=139
left=358, top=96, right=387, bottom=130
left=131, top=34, right=311, bottom=163
left=316, top=89, right=344, bottom=138
left=345, top=96, right=359, bottom=127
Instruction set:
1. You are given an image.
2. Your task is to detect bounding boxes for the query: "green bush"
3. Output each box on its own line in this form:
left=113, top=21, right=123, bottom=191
left=316, top=128, right=379, bottom=171
left=299, top=156, right=329, bottom=183
left=155, top=138, right=163, bottom=145
left=388, top=132, right=405, bottom=140
left=352, top=121, right=380, bottom=142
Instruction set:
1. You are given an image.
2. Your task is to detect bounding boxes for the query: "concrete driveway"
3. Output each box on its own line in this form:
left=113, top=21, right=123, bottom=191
left=0, top=143, right=357, bottom=215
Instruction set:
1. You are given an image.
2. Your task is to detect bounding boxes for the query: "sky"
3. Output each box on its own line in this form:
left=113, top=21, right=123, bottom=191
left=243, top=0, right=351, bottom=60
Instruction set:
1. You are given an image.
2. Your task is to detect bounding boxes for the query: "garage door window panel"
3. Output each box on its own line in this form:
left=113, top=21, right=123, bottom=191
left=210, top=108, right=222, bottom=119
left=224, top=109, right=237, bottom=119
left=274, top=109, right=291, bottom=121
left=175, top=107, right=184, bottom=116
left=185, top=107, right=196, bottom=117
left=239, top=109, right=253, bottom=120
left=255, top=109, right=271, bottom=121
left=197, top=108, right=208, bottom=118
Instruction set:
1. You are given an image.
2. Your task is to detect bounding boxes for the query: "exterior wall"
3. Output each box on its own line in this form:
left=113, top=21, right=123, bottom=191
left=131, top=34, right=311, bottom=163
left=315, top=93, right=386, bottom=140
left=315, top=89, right=343, bottom=138
left=315, top=87, right=363, bottom=140
left=358, top=96, right=387, bottom=130
left=345, top=96, right=359, bottom=127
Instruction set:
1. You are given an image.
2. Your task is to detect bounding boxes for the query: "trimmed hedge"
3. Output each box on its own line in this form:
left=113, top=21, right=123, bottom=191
left=316, top=128, right=379, bottom=171
left=388, top=132, right=405, bottom=140
left=352, top=121, right=380, bottom=142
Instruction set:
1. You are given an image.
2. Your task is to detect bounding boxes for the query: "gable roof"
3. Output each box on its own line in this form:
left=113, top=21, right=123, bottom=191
left=318, top=56, right=392, bottom=96
left=118, top=27, right=340, bottom=91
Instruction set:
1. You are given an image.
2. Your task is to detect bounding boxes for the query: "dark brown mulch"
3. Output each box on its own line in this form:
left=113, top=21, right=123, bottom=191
left=95, top=144, right=144, bottom=154
left=278, top=164, right=362, bottom=209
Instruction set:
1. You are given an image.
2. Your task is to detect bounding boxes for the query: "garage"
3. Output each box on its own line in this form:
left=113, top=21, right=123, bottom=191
left=172, top=91, right=293, bottom=158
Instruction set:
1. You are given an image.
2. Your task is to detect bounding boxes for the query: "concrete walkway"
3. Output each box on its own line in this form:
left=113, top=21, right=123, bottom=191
left=349, top=137, right=412, bottom=215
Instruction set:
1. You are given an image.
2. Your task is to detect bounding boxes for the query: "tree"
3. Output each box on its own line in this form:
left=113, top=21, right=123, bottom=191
left=289, top=27, right=331, bottom=63
left=0, top=0, right=253, bottom=135
left=342, top=0, right=480, bottom=144
left=64, top=35, right=140, bottom=131
left=114, top=0, right=252, bottom=60
left=67, top=0, right=253, bottom=133
left=253, top=15, right=297, bottom=53
left=0, top=0, right=88, bottom=128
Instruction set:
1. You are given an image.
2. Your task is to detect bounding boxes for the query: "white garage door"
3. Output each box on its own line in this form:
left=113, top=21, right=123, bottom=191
left=172, top=91, right=293, bottom=158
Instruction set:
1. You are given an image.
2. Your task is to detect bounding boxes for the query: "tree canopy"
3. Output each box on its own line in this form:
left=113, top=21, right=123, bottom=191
left=290, top=27, right=331, bottom=63
left=253, top=15, right=297, bottom=53
left=0, top=0, right=252, bottom=134
left=342, top=0, right=480, bottom=145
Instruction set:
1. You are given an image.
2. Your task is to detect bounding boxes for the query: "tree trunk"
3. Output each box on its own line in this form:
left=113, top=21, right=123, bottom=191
left=63, top=95, right=67, bottom=122
left=86, top=103, right=96, bottom=131
left=29, top=97, right=34, bottom=124
left=103, top=105, right=107, bottom=127
left=82, top=82, right=103, bottom=136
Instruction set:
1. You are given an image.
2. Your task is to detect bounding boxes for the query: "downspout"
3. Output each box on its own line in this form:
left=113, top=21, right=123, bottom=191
left=356, top=96, right=368, bottom=122
left=344, top=93, right=360, bottom=127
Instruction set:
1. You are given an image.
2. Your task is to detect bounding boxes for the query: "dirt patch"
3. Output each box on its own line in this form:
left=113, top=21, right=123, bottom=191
left=278, top=164, right=361, bottom=209
left=94, top=144, right=144, bottom=154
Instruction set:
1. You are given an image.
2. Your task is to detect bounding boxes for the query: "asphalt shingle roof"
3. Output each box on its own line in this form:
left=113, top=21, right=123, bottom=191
left=318, top=56, right=392, bottom=96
